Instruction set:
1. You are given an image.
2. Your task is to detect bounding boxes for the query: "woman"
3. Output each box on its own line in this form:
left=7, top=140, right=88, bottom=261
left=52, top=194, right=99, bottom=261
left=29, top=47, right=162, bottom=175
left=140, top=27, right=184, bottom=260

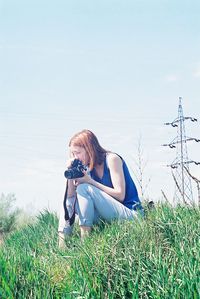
left=58, top=129, right=143, bottom=244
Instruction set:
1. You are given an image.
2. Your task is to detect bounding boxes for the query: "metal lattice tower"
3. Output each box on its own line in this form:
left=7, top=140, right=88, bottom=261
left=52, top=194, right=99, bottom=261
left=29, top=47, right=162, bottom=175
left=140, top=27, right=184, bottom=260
left=163, top=97, right=200, bottom=205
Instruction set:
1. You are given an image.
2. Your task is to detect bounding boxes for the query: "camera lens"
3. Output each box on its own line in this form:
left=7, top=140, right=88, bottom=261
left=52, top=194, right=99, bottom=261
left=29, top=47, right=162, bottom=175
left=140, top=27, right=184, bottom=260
left=64, top=169, right=74, bottom=179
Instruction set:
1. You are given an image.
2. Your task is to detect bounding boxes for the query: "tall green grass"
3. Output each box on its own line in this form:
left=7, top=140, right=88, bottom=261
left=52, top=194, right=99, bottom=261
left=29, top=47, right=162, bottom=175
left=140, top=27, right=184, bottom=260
left=0, top=205, right=199, bottom=298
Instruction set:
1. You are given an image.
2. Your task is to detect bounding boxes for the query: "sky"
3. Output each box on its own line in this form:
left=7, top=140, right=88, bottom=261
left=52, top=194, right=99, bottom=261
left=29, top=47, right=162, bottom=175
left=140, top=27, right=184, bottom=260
left=0, top=0, right=200, bottom=215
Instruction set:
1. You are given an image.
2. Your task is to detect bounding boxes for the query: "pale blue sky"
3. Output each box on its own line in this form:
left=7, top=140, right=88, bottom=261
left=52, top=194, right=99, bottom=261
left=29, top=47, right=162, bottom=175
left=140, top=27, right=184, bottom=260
left=0, top=0, right=200, bottom=213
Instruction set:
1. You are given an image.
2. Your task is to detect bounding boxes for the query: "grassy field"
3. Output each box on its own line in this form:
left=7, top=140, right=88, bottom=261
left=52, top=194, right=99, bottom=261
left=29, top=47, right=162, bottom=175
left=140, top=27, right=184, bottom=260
left=0, top=204, right=199, bottom=299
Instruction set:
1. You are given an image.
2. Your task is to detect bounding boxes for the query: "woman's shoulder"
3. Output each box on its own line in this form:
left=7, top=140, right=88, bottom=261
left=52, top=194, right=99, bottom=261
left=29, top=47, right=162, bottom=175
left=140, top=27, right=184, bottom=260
left=106, top=152, right=123, bottom=166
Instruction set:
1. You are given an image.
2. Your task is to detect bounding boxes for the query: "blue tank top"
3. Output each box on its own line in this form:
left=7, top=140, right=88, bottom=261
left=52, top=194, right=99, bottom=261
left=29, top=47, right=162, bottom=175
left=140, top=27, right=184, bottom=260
left=90, top=154, right=143, bottom=211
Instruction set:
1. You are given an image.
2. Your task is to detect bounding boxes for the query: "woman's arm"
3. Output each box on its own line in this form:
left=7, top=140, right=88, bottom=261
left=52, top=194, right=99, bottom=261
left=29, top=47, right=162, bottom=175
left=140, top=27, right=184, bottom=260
left=76, top=153, right=126, bottom=202
left=66, top=179, right=76, bottom=197
left=91, top=154, right=125, bottom=201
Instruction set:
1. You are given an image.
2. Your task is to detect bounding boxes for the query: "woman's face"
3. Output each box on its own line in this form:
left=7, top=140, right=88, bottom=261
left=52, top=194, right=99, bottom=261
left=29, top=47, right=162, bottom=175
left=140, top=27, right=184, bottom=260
left=70, top=145, right=89, bottom=166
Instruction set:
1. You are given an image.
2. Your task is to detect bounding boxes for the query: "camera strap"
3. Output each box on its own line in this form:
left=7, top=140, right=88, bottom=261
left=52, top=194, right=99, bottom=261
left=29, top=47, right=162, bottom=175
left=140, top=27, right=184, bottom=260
left=63, top=180, right=76, bottom=226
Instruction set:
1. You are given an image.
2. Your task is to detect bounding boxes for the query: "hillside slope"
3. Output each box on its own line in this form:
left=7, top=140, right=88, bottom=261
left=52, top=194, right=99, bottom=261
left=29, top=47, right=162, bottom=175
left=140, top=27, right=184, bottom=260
left=0, top=205, right=199, bottom=298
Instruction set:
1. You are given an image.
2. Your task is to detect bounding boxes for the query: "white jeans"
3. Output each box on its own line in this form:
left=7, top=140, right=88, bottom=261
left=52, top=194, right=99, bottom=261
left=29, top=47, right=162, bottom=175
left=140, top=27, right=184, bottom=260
left=58, top=183, right=142, bottom=234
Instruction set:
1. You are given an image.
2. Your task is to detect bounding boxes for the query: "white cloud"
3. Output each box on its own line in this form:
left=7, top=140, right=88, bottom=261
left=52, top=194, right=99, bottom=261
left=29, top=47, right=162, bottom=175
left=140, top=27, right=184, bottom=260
left=193, top=68, right=200, bottom=78
left=165, top=74, right=179, bottom=82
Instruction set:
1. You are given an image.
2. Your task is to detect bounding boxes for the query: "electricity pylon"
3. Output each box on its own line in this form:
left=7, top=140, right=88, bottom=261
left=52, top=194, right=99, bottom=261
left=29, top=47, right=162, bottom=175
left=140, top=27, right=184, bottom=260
left=162, top=97, right=200, bottom=205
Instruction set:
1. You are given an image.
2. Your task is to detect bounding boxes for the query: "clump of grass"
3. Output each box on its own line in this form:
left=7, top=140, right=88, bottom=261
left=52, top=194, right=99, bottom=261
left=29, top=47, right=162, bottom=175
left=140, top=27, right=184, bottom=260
left=0, top=205, right=199, bottom=298
left=0, top=193, right=20, bottom=235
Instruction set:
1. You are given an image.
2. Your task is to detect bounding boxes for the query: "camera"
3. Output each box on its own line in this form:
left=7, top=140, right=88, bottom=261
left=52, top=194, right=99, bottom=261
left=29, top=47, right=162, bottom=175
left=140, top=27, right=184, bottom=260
left=64, top=159, right=87, bottom=179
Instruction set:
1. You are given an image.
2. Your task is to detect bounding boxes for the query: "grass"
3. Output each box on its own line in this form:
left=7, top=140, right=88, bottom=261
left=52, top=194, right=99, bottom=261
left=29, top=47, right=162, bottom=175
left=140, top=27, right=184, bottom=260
left=0, top=205, right=199, bottom=298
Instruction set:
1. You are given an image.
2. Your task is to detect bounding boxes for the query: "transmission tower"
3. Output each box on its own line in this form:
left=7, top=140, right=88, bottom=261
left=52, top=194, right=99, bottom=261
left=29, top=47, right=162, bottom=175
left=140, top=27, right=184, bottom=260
left=162, top=97, right=200, bottom=205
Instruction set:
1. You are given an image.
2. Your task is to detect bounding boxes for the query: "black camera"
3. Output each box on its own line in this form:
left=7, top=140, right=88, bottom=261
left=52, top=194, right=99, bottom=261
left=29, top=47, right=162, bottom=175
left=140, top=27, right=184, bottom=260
left=64, top=159, right=87, bottom=179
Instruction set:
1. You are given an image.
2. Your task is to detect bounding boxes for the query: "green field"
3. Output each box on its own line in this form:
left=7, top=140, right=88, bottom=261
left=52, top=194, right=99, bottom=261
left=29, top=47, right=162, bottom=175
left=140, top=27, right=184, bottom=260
left=0, top=204, right=199, bottom=299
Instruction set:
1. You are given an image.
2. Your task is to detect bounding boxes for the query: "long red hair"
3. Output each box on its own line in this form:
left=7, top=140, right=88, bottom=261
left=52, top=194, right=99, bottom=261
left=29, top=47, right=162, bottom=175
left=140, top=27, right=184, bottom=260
left=69, top=129, right=108, bottom=170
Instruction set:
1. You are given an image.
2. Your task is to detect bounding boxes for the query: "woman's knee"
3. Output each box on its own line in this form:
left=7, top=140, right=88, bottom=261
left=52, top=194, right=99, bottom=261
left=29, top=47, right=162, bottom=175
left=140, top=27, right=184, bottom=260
left=76, top=183, right=91, bottom=196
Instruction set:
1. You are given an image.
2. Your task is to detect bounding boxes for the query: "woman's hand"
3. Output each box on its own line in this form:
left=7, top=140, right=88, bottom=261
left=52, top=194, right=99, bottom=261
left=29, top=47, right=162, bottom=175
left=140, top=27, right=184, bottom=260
left=58, top=232, right=65, bottom=249
left=74, top=172, right=92, bottom=186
